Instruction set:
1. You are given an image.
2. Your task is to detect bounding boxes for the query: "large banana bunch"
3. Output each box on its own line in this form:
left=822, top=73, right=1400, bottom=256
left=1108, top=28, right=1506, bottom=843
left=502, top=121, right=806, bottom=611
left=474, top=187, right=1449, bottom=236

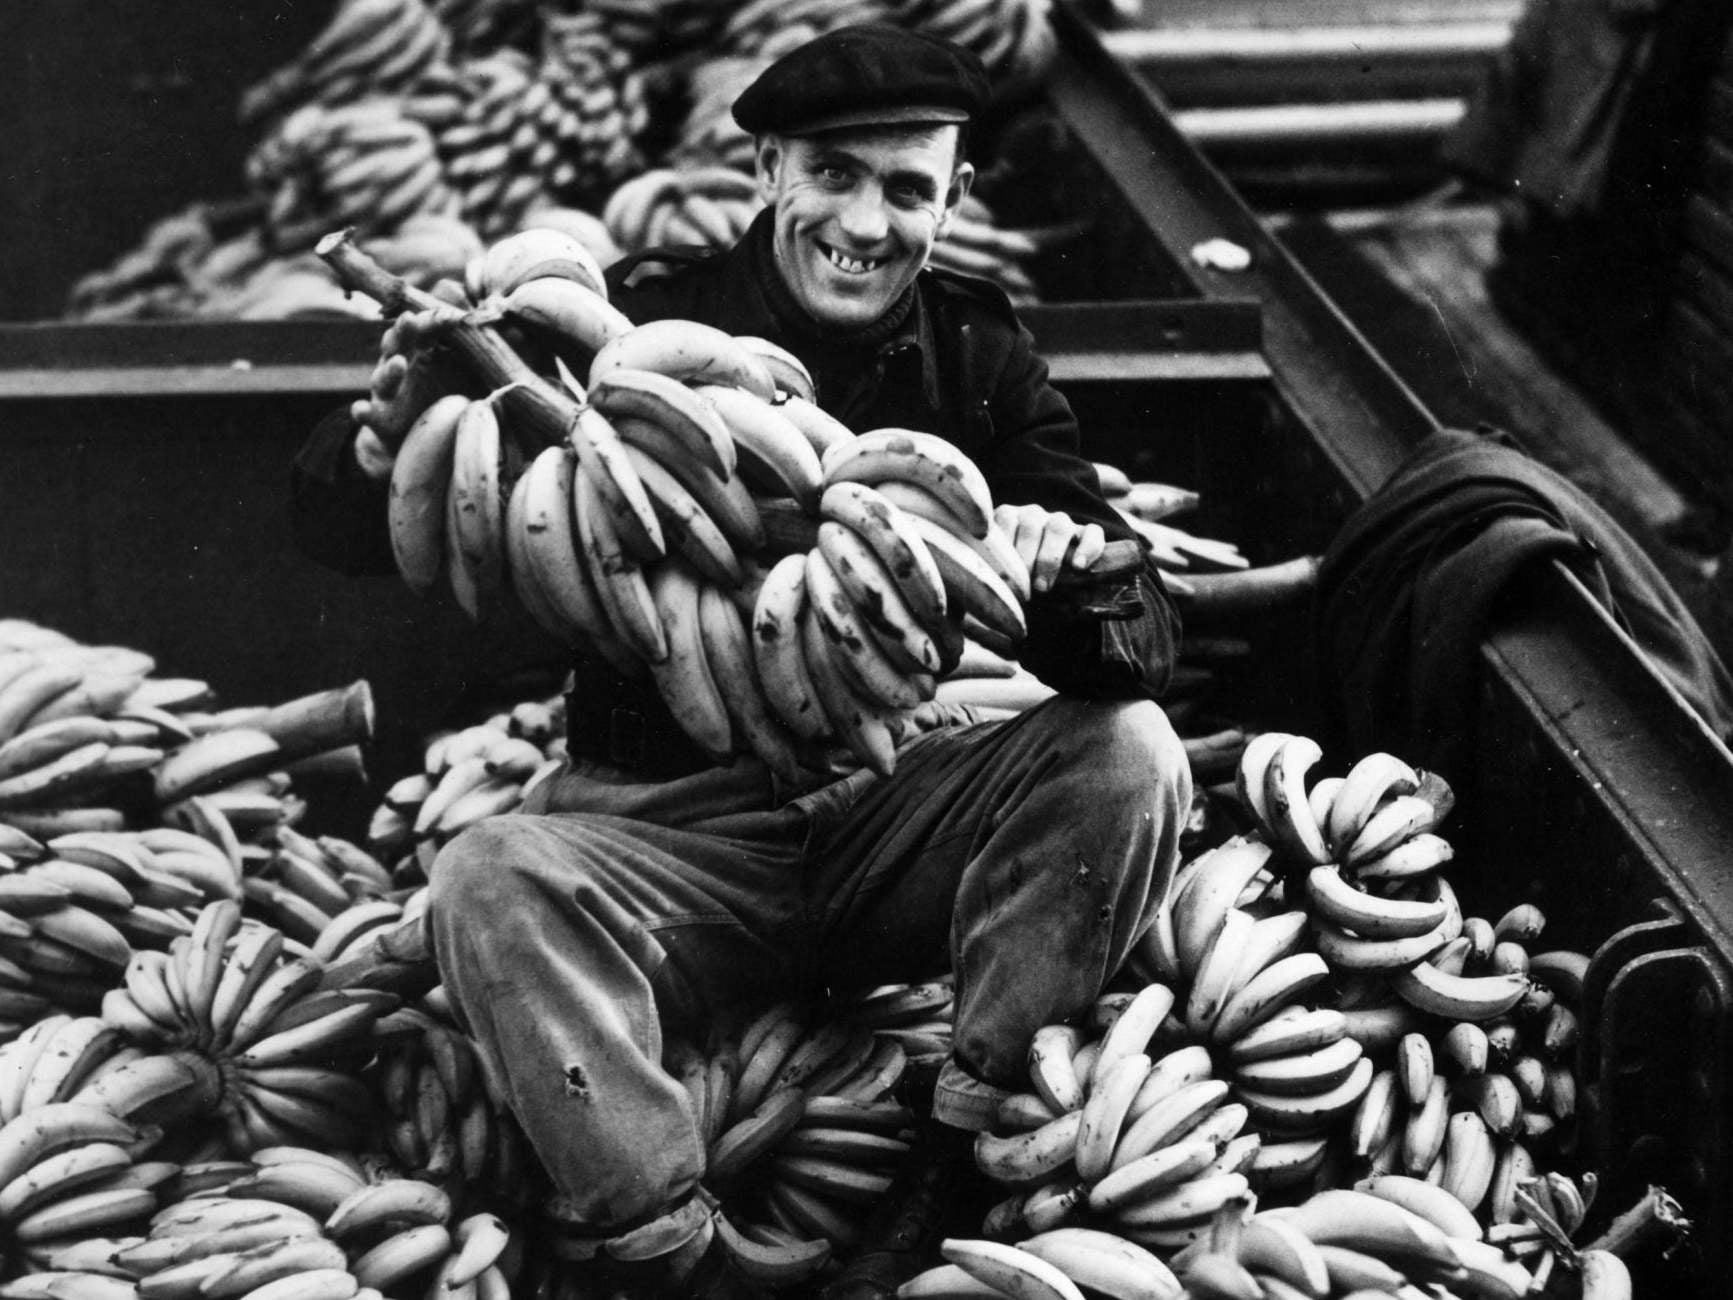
left=927, top=195, right=1084, bottom=307
left=0, top=1096, right=169, bottom=1270
left=902, top=0, right=1059, bottom=97
left=718, top=0, right=900, bottom=58
left=666, top=55, right=770, bottom=175
left=96, top=901, right=397, bottom=1155
left=582, top=0, right=728, bottom=60
left=248, top=100, right=458, bottom=254
left=239, top=0, right=453, bottom=130
left=107, top=1150, right=516, bottom=1300
left=537, top=14, right=652, bottom=208
left=601, top=167, right=763, bottom=258
left=366, top=995, right=534, bottom=1201
left=358, top=213, right=486, bottom=293
left=364, top=703, right=566, bottom=885
left=241, top=829, right=397, bottom=952
left=677, top=984, right=945, bottom=1277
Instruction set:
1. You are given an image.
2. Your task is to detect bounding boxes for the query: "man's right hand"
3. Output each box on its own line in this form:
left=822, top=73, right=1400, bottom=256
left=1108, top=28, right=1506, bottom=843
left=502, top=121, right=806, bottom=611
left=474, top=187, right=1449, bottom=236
left=350, top=305, right=465, bottom=481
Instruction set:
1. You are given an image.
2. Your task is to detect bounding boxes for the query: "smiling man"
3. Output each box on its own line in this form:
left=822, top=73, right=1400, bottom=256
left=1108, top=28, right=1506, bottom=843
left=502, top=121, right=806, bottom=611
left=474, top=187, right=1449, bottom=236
left=291, top=23, right=1191, bottom=1300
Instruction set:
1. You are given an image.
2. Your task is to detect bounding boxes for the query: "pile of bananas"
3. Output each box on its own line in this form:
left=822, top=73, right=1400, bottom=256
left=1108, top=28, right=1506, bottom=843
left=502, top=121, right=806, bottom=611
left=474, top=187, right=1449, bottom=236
left=368, top=233, right=1037, bottom=781
left=363, top=699, right=567, bottom=885
left=366, top=993, right=534, bottom=1200
left=601, top=166, right=764, bottom=258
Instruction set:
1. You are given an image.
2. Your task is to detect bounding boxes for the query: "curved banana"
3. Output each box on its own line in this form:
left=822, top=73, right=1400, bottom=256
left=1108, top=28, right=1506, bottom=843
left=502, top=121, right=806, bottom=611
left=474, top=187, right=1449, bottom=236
left=388, top=394, right=470, bottom=597
left=1075, top=1053, right=1150, bottom=1183
left=478, top=227, right=609, bottom=300
left=589, top=319, right=777, bottom=403
left=939, top=1238, right=1085, bottom=1300
left=1326, top=752, right=1421, bottom=856
left=696, top=385, right=824, bottom=508
left=1170, top=837, right=1275, bottom=983
left=612, top=416, right=764, bottom=550
left=697, top=581, right=807, bottom=782
left=514, top=446, right=612, bottom=653
left=816, top=522, right=941, bottom=675
left=587, top=367, right=734, bottom=478
left=1086, top=1135, right=1219, bottom=1216
left=973, top=1111, right=1083, bottom=1187
left=1234, top=1056, right=1374, bottom=1138
left=323, top=1176, right=450, bottom=1241
left=1439, top=1111, right=1496, bottom=1215
left=1017, top=1227, right=1178, bottom=1300
left=800, top=600, right=902, bottom=778
left=643, top=564, right=732, bottom=761
left=1185, top=908, right=1255, bottom=1038
left=498, top=275, right=633, bottom=358
left=1233, top=731, right=1292, bottom=833
left=1344, top=795, right=1441, bottom=867
left=822, top=430, right=993, bottom=540
left=750, top=554, right=829, bottom=742
left=574, top=461, right=668, bottom=664
left=818, top=482, right=947, bottom=635
left=1391, top=962, right=1529, bottom=1022
left=1112, top=1078, right=1230, bottom=1170
left=1352, top=831, right=1455, bottom=883
left=1210, top=951, right=1331, bottom=1046
left=899, top=515, right=1025, bottom=646
left=567, top=403, right=666, bottom=564
left=1308, top=866, right=1449, bottom=940
left=713, top=1211, right=830, bottom=1288
left=1233, top=1037, right=1364, bottom=1097
left=446, top=398, right=507, bottom=605
left=1223, top=1006, right=1347, bottom=1067
left=775, top=394, right=854, bottom=459
left=734, top=337, right=817, bottom=404
left=1401, top=1076, right=1449, bottom=1175
left=1311, top=910, right=1459, bottom=973
left=1261, top=735, right=1330, bottom=865
left=621, top=446, right=743, bottom=587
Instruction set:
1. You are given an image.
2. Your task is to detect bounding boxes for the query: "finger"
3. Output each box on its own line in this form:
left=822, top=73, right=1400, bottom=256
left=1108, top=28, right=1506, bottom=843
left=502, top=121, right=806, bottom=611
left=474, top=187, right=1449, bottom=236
left=372, top=353, right=409, bottom=401
left=1031, top=522, right=1073, bottom=594
left=1069, top=523, right=1107, bottom=571
left=354, top=429, right=396, bottom=482
left=1006, top=507, right=1046, bottom=573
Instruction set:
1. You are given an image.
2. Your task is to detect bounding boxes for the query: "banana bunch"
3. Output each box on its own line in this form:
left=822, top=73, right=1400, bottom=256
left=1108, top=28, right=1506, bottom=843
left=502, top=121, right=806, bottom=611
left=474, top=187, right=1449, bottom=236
left=687, top=994, right=922, bottom=1260
left=718, top=0, right=897, bottom=57
left=1094, top=466, right=1201, bottom=525
left=241, top=829, right=397, bottom=952
left=666, top=55, right=770, bottom=175
left=1347, top=934, right=1589, bottom=1199
left=427, top=49, right=553, bottom=239
left=0, top=1098, right=167, bottom=1268
left=358, top=213, right=485, bottom=293
left=112, top=1150, right=516, bottom=1300
left=365, top=705, right=566, bottom=883
left=65, top=203, right=220, bottom=321
left=247, top=100, right=458, bottom=254
left=426, top=0, right=538, bottom=59
left=582, top=0, right=728, bottom=60
left=536, top=13, right=653, bottom=208
left=96, top=901, right=397, bottom=1154
left=366, top=997, right=533, bottom=1197
left=903, top=0, right=1059, bottom=96
left=238, top=0, right=453, bottom=131
left=601, top=167, right=763, bottom=258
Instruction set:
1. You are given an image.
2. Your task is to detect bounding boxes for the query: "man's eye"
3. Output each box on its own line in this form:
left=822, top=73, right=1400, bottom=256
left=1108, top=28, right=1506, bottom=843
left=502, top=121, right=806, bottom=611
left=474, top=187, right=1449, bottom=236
left=819, top=166, right=849, bottom=183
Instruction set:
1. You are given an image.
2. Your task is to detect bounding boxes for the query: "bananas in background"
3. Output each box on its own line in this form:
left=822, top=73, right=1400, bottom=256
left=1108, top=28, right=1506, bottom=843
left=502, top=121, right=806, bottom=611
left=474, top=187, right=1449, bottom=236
left=602, top=167, right=763, bottom=258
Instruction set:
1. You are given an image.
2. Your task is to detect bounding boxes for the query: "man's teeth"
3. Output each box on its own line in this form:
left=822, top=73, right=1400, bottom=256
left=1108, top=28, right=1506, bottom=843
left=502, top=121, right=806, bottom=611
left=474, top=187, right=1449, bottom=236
left=825, top=247, right=881, bottom=273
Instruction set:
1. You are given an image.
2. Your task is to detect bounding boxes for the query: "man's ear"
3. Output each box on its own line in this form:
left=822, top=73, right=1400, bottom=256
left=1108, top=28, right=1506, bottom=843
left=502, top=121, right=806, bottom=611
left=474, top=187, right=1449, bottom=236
left=937, top=162, right=975, bottom=236
left=754, top=135, right=784, bottom=205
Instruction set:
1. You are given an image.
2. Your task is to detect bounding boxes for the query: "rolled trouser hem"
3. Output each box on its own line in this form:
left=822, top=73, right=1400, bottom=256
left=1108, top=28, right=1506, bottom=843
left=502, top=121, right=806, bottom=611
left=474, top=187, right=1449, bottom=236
left=932, top=1058, right=1011, bottom=1132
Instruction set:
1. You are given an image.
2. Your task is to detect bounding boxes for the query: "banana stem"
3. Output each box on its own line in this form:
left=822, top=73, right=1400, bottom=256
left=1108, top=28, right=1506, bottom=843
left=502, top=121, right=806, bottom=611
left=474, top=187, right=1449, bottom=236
left=1584, top=1185, right=1691, bottom=1261
left=316, top=228, right=579, bottom=450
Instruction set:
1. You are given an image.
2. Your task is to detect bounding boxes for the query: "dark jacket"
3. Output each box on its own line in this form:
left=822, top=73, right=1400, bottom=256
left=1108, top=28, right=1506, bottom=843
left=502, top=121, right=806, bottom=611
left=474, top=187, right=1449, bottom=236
left=292, top=215, right=1180, bottom=767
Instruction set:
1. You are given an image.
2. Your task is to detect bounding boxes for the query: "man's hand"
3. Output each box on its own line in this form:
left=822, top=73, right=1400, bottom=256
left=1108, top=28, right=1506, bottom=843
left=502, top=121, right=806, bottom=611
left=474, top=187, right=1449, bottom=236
left=994, top=503, right=1106, bottom=595
left=350, top=305, right=465, bottom=481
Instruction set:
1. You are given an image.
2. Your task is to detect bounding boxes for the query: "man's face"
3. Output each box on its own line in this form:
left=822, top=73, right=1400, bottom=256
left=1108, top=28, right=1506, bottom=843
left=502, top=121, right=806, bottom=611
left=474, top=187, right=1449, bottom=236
left=755, top=125, right=973, bottom=331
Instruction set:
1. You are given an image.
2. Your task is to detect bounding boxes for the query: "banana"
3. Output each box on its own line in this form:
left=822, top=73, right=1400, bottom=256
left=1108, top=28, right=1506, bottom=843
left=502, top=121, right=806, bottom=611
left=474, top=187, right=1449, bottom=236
left=1245, top=1134, right=1330, bottom=1191
left=816, top=521, right=942, bottom=675
left=1222, top=911, right=1312, bottom=1006
left=1126, top=1045, right=1215, bottom=1127
left=1307, top=866, right=1449, bottom=940
left=643, top=563, right=733, bottom=761
left=974, top=1110, right=1083, bottom=1187
left=564, top=397, right=667, bottom=564
left=477, top=227, right=608, bottom=300
left=183, top=900, right=245, bottom=1045
left=817, top=482, right=948, bottom=634
left=902, top=515, right=1024, bottom=645
left=589, top=319, right=777, bottom=403
left=770, top=1153, right=894, bottom=1204
left=1236, top=1056, right=1373, bottom=1137
left=612, top=416, right=765, bottom=550
left=732, top=1010, right=811, bottom=1123
left=1321, top=753, right=1419, bottom=856
left=1170, top=837, right=1275, bottom=981
left=621, top=446, right=742, bottom=586
left=1438, top=1112, right=1496, bottom=1215
left=445, top=1213, right=509, bottom=1288
left=800, top=602, right=902, bottom=778
left=199, top=1235, right=352, bottom=1300
left=696, top=385, right=824, bottom=508
left=1231, top=731, right=1292, bottom=832
left=574, top=461, right=668, bottom=663
left=18, top=1017, right=126, bottom=1113
left=148, top=1193, right=318, bottom=1236
left=227, top=1158, right=366, bottom=1221
left=447, top=398, right=507, bottom=605
left=227, top=1267, right=359, bottom=1300
left=1353, top=832, right=1454, bottom=883
left=0, top=663, right=86, bottom=748
left=713, top=1211, right=830, bottom=1288
left=735, top=337, right=817, bottom=405
left=1086, top=1135, right=1219, bottom=1215
left=1111, top=1169, right=1251, bottom=1233
left=0, top=717, right=117, bottom=781
left=323, top=1177, right=451, bottom=1241
left=1260, top=736, right=1329, bottom=865
left=387, top=394, right=470, bottom=596
left=75, top=1051, right=220, bottom=1126
left=1094, top=984, right=1176, bottom=1089
left=1525, top=949, right=1589, bottom=1003
left=748, top=553, right=829, bottom=742
left=1210, top=952, right=1330, bottom=1045
left=1112, top=1078, right=1230, bottom=1169
left=823, top=431, right=993, bottom=539
left=307, top=900, right=401, bottom=967
left=1343, top=795, right=1440, bottom=867
left=1443, top=1237, right=1535, bottom=1300
left=498, top=275, right=633, bottom=359
left=939, top=1237, right=1085, bottom=1300
left=0, top=1139, right=132, bottom=1219
left=1075, top=1052, right=1150, bottom=1182
left=1311, top=911, right=1457, bottom=973
left=1185, top=909, right=1254, bottom=1037
left=152, top=728, right=283, bottom=808
left=515, top=446, right=617, bottom=656
left=232, top=999, right=382, bottom=1071
left=1392, top=962, right=1529, bottom=1022
left=1439, top=1022, right=1491, bottom=1078
left=699, top=576, right=811, bottom=780
left=1400, top=1076, right=1449, bottom=1176
left=587, top=367, right=735, bottom=478
left=1356, top=1172, right=1481, bottom=1245
left=1397, top=1032, right=1434, bottom=1107
left=1026, top=1025, right=1085, bottom=1115
left=1235, top=1213, right=1331, bottom=1297
left=1277, top=1188, right=1458, bottom=1270
left=1016, top=1227, right=1177, bottom=1300
left=1349, top=1068, right=1399, bottom=1160
left=12, top=1184, right=157, bottom=1243
left=1233, top=1038, right=1363, bottom=1096
left=1224, top=1007, right=1347, bottom=1066
left=1491, top=903, right=1546, bottom=945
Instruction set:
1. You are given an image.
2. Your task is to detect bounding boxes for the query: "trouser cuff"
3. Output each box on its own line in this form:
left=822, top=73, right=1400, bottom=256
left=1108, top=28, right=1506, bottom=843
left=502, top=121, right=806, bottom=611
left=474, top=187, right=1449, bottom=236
left=932, top=1057, right=1011, bottom=1132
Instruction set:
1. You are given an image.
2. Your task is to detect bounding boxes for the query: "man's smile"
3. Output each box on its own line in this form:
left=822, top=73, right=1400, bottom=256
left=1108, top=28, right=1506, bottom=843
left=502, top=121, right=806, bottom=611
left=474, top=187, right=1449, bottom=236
left=817, top=241, right=886, bottom=275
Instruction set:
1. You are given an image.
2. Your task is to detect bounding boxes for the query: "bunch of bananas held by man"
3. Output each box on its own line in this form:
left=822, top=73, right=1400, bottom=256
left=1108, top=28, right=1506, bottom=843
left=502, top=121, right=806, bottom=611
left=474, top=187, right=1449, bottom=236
left=352, top=224, right=1038, bottom=782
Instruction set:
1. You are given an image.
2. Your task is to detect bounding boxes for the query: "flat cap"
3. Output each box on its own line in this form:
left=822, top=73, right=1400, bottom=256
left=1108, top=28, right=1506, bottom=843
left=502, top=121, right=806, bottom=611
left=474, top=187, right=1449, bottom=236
left=732, top=24, right=991, bottom=137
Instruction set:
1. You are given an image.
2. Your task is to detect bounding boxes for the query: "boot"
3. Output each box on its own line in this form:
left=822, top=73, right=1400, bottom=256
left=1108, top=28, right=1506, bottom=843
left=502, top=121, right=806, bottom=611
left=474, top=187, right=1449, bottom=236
left=817, top=1120, right=997, bottom=1300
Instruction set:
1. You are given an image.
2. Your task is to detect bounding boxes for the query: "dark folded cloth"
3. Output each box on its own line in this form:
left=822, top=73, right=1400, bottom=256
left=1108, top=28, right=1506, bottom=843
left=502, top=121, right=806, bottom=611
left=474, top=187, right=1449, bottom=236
left=1316, top=427, right=1733, bottom=781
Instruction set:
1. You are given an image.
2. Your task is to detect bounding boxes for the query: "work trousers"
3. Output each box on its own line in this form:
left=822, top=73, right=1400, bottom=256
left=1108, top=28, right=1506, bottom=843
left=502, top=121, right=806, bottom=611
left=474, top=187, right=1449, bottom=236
left=426, top=696, right=1191, bottom=1229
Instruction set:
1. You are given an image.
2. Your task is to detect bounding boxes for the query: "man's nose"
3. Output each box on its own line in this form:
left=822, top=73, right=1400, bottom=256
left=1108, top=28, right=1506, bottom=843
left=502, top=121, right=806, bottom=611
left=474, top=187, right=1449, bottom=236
left=837, top=188, right=889, bottom=244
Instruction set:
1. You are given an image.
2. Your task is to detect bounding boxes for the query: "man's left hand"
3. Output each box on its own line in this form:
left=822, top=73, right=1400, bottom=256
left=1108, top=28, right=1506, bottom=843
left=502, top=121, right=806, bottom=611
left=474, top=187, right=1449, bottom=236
left=994, top=504, right=1106, bottom=594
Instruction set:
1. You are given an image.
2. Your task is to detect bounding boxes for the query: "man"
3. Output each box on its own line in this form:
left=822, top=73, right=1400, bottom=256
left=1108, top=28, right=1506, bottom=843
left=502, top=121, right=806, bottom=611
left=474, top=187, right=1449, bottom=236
left=293, top=25, right=1190, bottom=1299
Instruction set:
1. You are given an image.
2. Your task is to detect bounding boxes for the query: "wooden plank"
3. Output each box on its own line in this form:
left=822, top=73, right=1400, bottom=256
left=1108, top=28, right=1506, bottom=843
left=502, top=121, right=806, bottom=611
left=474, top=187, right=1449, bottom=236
left=1110, top=0, right=1520, bottom=29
